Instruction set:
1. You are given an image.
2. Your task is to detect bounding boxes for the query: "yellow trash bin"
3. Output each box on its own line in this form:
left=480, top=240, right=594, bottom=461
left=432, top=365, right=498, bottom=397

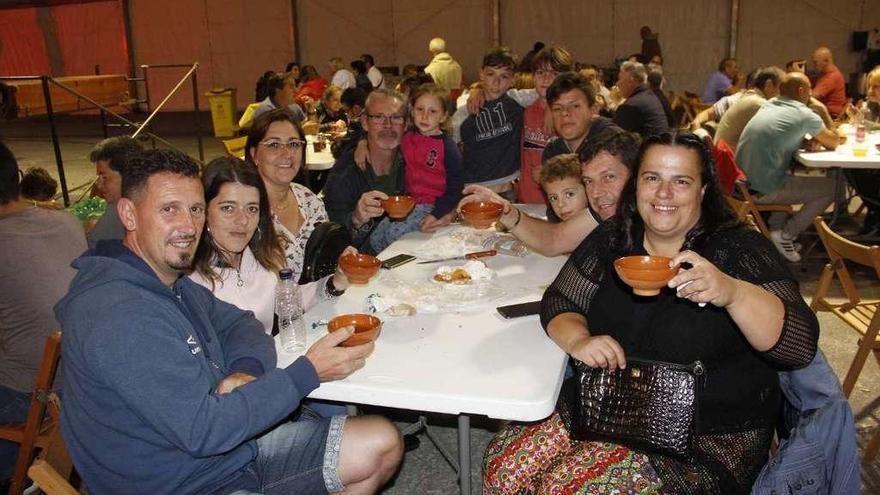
left=205, top=88, right=237, bottom=138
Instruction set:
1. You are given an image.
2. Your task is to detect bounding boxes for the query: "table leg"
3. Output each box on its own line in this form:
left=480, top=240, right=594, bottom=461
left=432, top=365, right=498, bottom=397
left=801, top=169, right=844, bottom=271
left=458, top=414, right=471, bottom=495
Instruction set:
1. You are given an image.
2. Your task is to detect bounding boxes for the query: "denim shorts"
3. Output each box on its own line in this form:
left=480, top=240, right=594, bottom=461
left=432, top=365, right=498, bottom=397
left=218, top=412, right=347, bottom=495
left=0, top=385, right=31, bottom=478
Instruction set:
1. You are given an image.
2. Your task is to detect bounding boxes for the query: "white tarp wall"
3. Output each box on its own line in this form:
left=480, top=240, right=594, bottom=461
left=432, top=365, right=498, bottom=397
left=127, top=0, right=296, bottom=112
left=78, top=0, right=877, bottom=111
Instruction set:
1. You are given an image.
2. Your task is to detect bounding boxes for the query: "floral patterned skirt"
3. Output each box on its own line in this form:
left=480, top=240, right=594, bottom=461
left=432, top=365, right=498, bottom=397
left=483, top=411, right=663, bottom=495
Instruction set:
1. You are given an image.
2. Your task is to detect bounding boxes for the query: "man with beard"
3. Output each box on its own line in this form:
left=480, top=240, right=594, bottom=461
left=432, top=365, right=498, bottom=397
left=56, top=149, right=403, bottom=494
left=324, top=88, right=408, bottom=249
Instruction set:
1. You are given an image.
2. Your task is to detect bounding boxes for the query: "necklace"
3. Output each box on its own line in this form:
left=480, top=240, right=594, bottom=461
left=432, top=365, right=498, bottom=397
left=271, top=190, right=293, bottom=221
left=234, top=268, right=244, bottom=287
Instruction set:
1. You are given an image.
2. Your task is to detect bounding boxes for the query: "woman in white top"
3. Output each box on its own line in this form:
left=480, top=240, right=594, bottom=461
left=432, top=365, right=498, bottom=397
left=246, top=108, right=332, bottom=283
left=189, top=156, right=353, bottom=334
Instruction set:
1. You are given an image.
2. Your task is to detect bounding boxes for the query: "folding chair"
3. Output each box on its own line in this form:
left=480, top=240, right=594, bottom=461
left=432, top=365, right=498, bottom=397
left=26, top=394, right=76, bottom=495
left=733, top=182, right=794, bottom=238
left=810, top=217, right=880, bottom=461
left=726, top=196, right=761, bottom=233
left=0, top=332, right=62, bottom=495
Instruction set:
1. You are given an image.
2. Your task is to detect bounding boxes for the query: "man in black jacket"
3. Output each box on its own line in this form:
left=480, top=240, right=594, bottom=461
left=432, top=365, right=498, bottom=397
left=323, top=88, right=407, bottom=247
left=613, top=61, right=670, bottom=138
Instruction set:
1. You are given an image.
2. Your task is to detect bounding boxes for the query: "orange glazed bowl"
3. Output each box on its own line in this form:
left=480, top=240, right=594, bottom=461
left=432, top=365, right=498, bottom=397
left=381, top=195, right=416, bottom=219
left=339, top=253, right=381, bottom=285
left=328, top=313, right=382, bottom=347
left=613, top=255, right=677, bottom=296
left=460, top=201, right=504, bottom=229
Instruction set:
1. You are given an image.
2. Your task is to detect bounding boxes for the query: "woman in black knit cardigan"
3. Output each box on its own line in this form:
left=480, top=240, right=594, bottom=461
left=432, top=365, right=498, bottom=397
left=483, top=132, right=819, bottom=494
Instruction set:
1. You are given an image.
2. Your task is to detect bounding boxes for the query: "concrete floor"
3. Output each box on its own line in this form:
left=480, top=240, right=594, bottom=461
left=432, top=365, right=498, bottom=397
left=2, top=114, right=878, bottom=493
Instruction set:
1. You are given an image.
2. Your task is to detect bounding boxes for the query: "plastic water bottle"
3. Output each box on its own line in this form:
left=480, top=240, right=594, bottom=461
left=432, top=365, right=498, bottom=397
left=276, top=269, right=305, bottom=352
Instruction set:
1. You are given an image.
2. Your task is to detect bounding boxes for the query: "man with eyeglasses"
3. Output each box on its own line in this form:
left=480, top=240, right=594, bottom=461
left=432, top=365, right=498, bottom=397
left=324, top=88, right=408, bottom=250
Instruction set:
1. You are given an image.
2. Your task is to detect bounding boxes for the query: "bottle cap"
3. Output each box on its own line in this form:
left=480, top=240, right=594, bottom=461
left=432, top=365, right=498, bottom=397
left=279, top=269, right=294, bottom=280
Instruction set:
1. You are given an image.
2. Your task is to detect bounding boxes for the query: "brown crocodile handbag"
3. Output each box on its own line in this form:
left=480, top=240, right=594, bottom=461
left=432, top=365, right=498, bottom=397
left=562, top=358, right=705, bottom=458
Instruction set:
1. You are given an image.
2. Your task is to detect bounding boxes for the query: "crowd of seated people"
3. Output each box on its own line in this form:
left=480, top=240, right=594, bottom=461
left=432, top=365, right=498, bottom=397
left=4, top=31, right=879, bottom=493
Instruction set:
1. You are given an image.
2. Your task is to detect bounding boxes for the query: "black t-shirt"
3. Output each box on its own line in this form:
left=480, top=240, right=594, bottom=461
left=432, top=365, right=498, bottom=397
left=459, top=95, right=524, bottom=184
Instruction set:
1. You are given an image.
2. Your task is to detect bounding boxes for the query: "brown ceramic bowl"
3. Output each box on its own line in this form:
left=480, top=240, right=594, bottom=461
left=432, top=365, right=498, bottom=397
left=381, top=195, right=416, bottom=219
left=613, top=255, right=677, bottom=296
left=339, top=253, right=381, bottom=285
left=460, top=201, right=504, bottom=229
left=328, top=313, right=382, bottom=347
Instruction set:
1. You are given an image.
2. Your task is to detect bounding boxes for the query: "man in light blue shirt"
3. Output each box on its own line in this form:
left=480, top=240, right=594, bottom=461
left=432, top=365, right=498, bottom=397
left=736, top=72, right=840, bottom=262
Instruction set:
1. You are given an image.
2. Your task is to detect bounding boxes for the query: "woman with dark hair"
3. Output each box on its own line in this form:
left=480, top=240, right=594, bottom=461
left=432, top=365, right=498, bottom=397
left=189, top=156, right=352, bottom=334
left=252, top=71, right=306, bottom=123
left=285, top=61, right=301, bottom=86
left=294, top=65, right=329, bottom=108
left=246, top=108, right=329, bottom=281
left=483, top=132, right=819, bottom=494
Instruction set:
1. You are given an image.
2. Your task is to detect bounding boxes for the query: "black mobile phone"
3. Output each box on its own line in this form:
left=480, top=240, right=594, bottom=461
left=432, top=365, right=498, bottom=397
left=496, top=301, right=542, bottom=319
left=380, top=253, right=416, bottom=269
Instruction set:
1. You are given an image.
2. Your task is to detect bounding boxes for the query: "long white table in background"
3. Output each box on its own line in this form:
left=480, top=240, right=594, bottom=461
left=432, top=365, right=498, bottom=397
left=304, top=134, right=335, bottom=171
left=794, top=128, right=880, bottom=259
left=796, top=128, right=880, bottom=170
left=276, top=226, right=568, bottom=494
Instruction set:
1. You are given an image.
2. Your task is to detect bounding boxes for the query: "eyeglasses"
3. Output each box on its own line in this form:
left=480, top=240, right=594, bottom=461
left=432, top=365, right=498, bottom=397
left=366, top=113, right=406, bottom=125
left=259, top=139, right=305, bottom=153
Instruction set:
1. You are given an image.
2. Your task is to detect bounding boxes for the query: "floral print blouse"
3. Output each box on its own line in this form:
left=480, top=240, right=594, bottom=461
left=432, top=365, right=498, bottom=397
left=273, top=182, right=329, bottom=282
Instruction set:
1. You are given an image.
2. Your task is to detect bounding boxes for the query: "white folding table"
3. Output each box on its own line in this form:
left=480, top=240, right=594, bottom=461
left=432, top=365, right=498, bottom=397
left=275, top=227, right=568, bottom=494
left=794, top=130, right=880, bottom=258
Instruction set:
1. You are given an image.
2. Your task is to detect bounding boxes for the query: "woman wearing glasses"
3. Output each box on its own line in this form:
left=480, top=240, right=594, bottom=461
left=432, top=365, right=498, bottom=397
left=245, top=108, right=330, bottom=281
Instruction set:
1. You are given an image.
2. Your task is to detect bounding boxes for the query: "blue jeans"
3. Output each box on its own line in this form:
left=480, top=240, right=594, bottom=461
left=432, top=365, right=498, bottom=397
left=0, top=385, right=31, bottom=479
left=368, top=204, right=432, bottom=254
left=214, top=411, right=347, bottom=495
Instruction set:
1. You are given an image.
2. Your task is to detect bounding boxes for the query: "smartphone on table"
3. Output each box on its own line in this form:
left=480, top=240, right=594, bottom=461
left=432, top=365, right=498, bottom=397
left=380, top=254, right=416, bottom=269
left=496, top=300, right=542, bottom=319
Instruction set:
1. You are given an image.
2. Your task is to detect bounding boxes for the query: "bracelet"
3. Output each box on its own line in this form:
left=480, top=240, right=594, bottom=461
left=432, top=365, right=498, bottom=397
left=325, top=276, right=345, bottom=297
left=508, top=207, right=523, bottom=230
